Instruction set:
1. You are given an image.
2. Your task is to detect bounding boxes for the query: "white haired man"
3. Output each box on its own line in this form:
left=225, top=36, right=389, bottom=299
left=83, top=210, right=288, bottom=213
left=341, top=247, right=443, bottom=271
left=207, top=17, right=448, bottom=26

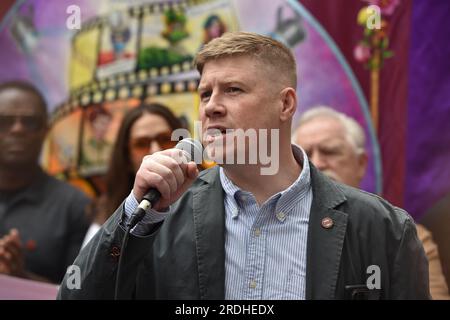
left=292, top=106, right=367, bottom=187
left=293, top=106, right=449, bottom=299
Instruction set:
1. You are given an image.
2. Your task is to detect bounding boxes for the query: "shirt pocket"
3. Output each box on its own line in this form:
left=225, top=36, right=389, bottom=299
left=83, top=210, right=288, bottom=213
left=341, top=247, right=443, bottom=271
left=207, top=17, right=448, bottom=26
left=284, top=270, right=306, bottom=300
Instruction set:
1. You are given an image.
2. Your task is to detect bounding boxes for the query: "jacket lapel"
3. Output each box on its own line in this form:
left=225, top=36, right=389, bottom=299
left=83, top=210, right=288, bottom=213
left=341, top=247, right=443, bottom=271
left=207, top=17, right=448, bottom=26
left=305, top=163, right=348, bottom=299
left=192, top=167, right=226, bottom=299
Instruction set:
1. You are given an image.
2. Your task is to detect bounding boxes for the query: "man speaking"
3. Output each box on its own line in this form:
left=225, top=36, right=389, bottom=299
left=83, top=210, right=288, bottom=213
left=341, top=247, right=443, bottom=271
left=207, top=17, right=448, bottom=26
left=58, top=32, right=429, bottom=299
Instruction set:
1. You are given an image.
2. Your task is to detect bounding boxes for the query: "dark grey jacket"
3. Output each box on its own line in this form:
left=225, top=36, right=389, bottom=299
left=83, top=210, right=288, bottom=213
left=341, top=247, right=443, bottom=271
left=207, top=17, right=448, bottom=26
left=58, top=164, right=430, bottom=299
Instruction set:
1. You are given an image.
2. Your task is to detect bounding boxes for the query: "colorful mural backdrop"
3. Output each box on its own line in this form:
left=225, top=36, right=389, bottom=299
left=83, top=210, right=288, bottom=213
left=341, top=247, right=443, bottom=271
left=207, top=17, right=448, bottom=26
left=0, top=0, right=380, bottom=196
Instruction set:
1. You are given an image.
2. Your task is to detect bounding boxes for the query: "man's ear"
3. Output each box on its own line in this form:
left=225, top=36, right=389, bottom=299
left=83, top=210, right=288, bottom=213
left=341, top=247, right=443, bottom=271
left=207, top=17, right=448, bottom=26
left=357, top=151, right=369, bottom=182
left=279, top=87, right=297, bottom=122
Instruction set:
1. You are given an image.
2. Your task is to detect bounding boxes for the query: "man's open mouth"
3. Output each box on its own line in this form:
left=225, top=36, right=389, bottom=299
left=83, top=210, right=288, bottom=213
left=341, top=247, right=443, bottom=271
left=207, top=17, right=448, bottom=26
left=205, top=126, right=230, bottom=142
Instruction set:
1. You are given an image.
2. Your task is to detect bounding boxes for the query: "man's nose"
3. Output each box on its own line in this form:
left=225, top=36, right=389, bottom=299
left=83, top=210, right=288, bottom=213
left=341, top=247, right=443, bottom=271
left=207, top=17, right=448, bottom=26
left=203, top=94, right=226, bottom=119
left=9, top=118, right=26, bottom=133
left=310, top=151, right=328, bottom=170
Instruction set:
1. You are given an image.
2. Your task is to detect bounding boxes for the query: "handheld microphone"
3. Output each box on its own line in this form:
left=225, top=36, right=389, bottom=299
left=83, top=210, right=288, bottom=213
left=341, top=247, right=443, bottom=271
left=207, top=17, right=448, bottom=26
left=116, top=138, right=203, bottom=299
left=127, top=138, right=203, bottom=229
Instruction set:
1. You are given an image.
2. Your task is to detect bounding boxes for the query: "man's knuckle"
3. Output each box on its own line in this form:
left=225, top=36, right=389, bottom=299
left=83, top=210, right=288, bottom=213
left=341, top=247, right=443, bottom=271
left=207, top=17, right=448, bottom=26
left=166, top=159, right=179, bottom=171
left=151, top=173, right=164, bottom=185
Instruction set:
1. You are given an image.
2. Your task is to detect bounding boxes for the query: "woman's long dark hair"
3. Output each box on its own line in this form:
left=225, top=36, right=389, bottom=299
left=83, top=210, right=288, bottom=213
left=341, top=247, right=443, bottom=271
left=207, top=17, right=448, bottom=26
left=97, top=102, right=184, bottom=223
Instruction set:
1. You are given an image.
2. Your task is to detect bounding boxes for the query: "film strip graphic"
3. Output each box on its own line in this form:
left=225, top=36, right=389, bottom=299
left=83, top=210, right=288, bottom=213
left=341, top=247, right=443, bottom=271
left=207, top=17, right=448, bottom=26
left=50, top=60, right=199, bottom=125
left=50, top=0, right=213, bottom=125
left=72, top=0, right=210, bottom=35
left=128, top=0, right=210, bottom=18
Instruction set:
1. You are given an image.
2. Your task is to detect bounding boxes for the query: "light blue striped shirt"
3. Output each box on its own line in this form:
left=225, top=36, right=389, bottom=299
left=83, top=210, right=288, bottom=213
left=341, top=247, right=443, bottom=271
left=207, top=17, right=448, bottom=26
left=123, top=145, right=312, bottom=300
left=220, top=145, right=312, bottom=299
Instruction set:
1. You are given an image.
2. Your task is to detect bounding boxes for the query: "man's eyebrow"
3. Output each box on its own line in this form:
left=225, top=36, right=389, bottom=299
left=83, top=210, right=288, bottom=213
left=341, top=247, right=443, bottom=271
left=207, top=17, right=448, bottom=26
left=221, top=79, right=248, bottom=86
left=198, top=78, right=249, bottom=89
left=197, top=85, right=209, bottom=92
left=318, top=140, right=346, bottom=148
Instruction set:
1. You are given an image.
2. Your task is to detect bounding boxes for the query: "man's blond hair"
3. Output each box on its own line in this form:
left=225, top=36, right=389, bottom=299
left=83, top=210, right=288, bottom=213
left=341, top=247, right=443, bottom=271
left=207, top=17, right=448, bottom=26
left=194, top=31, right=297, bottom=88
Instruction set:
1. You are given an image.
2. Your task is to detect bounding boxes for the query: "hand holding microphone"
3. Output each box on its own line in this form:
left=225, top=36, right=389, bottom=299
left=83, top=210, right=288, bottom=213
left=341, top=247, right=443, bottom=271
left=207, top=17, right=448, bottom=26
left=132, top=138, right=202, bottom=214
left=117, top=139, right=203, bottom=299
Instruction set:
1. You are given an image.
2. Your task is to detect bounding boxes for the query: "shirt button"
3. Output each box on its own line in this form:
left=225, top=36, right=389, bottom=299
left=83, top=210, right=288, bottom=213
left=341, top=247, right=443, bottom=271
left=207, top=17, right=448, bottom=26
left=254, top=228, right=261, bottom=237
left=276, top=211, right=286, bottom=221
left=249, top=280, right=257, bottom=289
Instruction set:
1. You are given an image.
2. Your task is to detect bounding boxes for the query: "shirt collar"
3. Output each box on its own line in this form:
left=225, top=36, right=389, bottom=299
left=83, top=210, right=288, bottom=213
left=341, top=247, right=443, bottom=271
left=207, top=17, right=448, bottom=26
left=275, top=144, right=311, bottom=214
left=5, top=168, right=48, bottom=204
left=219, top=144, right=311, bottom=216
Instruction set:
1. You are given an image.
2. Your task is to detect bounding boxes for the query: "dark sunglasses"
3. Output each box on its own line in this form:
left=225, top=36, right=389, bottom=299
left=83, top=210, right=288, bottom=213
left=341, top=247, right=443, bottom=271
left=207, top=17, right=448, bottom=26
left=130, top=132, right=177, bottom=151
left=0, top=115, right=45, bottom=133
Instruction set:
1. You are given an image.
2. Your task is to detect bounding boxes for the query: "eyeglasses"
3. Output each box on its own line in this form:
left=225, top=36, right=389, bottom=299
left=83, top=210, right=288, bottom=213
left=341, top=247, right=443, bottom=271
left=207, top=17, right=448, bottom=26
left=0, top=115, right=45, bottom=133
left=130, top=132, right=177, bottom=151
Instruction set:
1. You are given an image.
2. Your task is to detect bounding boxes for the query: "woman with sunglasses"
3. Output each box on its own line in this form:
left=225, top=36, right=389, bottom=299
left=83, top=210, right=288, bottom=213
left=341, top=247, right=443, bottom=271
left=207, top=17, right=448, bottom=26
left=82, top=103, right=184, bottom=246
